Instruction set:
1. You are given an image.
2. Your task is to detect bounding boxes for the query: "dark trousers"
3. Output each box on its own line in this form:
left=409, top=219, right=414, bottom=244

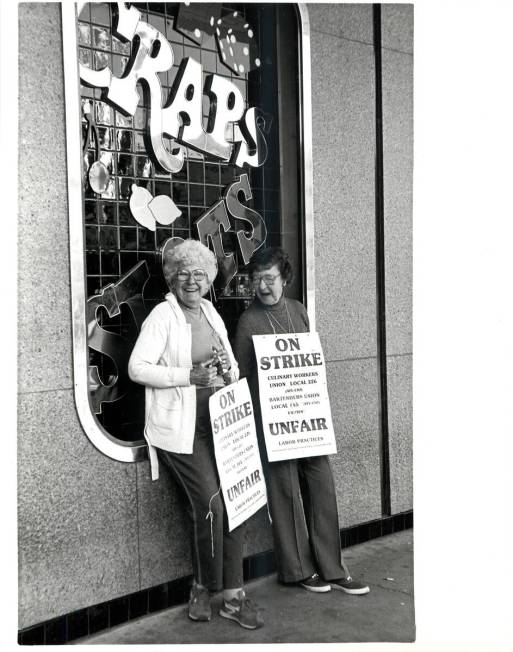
left=263, top=455, right=347, bottom=583
left=157, top=387, right=245, bottom=592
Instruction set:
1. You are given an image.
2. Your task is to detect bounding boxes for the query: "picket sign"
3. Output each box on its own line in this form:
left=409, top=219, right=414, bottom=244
left=209, top=378, right=267, bottom=531
left=252, top=332, right=337, bottom=462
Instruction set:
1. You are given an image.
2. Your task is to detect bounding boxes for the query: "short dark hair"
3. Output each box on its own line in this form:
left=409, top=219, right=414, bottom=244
left=248, top=246, right=293, bottom=284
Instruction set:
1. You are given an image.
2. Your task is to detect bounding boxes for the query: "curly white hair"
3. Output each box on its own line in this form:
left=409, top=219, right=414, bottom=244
left=163, top=239, right=218, bottom=289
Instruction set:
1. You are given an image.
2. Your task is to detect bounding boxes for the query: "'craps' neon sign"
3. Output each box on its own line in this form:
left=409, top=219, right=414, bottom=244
left=78, top=1, right=269, bottom=174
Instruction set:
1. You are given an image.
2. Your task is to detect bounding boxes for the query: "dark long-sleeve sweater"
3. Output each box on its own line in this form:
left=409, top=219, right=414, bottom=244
left=233, top=294, right=310, bottom=402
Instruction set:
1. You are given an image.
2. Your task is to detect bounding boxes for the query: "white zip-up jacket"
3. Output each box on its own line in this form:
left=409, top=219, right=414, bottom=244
left=128, top=292, right=239, bottom=480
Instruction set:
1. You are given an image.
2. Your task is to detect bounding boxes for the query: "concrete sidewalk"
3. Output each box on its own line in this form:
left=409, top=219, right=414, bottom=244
left=77, top=530, right=414, bottom=644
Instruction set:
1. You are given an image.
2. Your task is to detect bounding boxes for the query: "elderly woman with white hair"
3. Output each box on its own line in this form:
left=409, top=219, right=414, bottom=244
left=128, top=239, right=263, bottom=630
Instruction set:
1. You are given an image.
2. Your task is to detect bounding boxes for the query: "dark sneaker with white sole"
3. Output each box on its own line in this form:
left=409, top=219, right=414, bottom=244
left=331, top=577, right=370, bottom=595
left=299, top=572, right=331, bottom=593
left=219, top=590, right=264, bottom=629
left=188, top=583, right=211, bottom=621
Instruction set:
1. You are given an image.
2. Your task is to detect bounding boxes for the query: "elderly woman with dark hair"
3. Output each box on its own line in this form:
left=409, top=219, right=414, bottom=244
left=128, top=239, right=263, bottom=630
left=234, top=246, right=369, bottom=597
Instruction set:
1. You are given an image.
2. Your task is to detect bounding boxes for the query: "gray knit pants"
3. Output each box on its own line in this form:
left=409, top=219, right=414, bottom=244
left=263, top=454, right=348, bottom=583
left=157, top=387, right=245, bottom=592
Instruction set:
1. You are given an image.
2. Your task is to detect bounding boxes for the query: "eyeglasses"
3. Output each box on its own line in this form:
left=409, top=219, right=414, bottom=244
left=176, top=269, right=207, bottom=282
left=251, top=273, right=281, bottom=287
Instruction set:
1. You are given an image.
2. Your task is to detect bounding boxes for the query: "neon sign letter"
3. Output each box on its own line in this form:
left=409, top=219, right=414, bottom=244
left=78, top=2, right=268, bottom=173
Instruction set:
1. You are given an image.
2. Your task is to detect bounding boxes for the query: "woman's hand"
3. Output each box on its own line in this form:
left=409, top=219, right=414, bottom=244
left=190, top=360, right=217, bottom=386
left=222, top=371, right=234, bottom=385
left=212, top=347, right=231, bottom=373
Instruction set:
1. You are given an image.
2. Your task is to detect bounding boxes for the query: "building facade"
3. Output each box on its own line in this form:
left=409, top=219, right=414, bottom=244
left=18, top=2, right=413, bottom=641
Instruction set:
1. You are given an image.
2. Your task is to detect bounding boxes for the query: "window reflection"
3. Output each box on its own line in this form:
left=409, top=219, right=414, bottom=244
left=94, top=50, right=110, bottom=71
left=99, top=203, right=116, bottom=225
left=134, top=108, right=147, bottom=130
left=117, top=130, right=132, bottom=152
left=96, top=102, right=113, bottom=125
left=113, top=55, right=129, bottom=77
left=118, top=204, right=132, bottom=225
left=98, top=127, right=112, bottom=150
left=90, top=2, right=110, bottom=26
left=112, top=36, right=131, bottom=55
left=100, top=178, right=116, bottom=199
left=118, top=177, right=133, bottom=200
left=117, top=154, right=134, bottom=176
left=136, top=157, right=152, bottom=178
left=133, top=133, right=145, bottom=152
left=116, top=112, right=133, bottom=128
left=85, top=201, right=97, bottom=223
left=99, top=226, right=117, bottom=248
left=93, top=26, right=110, bottom=50
left=119, top=227, right=137, bottom=250
left=77, top=23, right=90, bottom=45
left=79, top=48, right=91, bottom=67
left=99, top=151, right=113, bottom=174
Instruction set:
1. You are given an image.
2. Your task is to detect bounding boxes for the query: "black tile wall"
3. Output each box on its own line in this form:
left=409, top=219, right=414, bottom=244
left=66, top=608, right=89, bottom=641
left=109, top=596, right=129, bottom=627
left=148, top=584, right=170, bottom=613
left=88, top=603, right=109, bottom=634
left=381, top=516, right=395, bottom=536
left=128, top=591, right=149, bottom=619
left=168, top=575, right=193, bottom=607
left=369, top=521, right=382, bottom=540
left=18, top=624, right=45, bottom=645
left=44, top=617, right=67, bottom=645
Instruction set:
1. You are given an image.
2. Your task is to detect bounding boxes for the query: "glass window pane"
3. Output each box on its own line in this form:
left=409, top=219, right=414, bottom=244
left=188, top=161, right=204, bottom=183
left=138, top=228, right=155, bottom=251
left=189, top=184, right=204, bottom=206
left=92, top=26, right=110, bottom=49
left=85, top=226, right=99, bottom=248
left=94, top=50, right=110, bottom=71
left=101, top=251, right=120, bottom=276
left=172, top=182, right=188, bottom=204
left=86, top=252, right=99, bottom=275
left=96, top=102, right=113, bottom=125
left=90, top=3, right=110, bottom=26
left=119, top=227, right=137, bottom=250
left=99, top=202, right=116, bottom=225
left=118, top=203, right=132, bottom=225
left=85, top=201, right=97, bottom=223
left=116, top=111, right=133, bottom=128
left=100, top=178, right=116, bottom=199
left=120, top=251, right=138, bottom=273
left=117, top=154, right=134, bottom=176
left=133, top=132, right=145, bottom=152
left=112, top=36, right=130, bottom=55
left=112, top=55, right=129, bottom=77
left=205, top=185, right=220, bottom=206
left=79, top=47, right=92, bottom=67
left=118, top=177, right=133, bottom=199
left=99, top=226, right=118, bottom=248
left=136, top=156, right=153, bottom=178
left=98, top=127, right=113, bottom=150
left=117, top=129, right=133, bottom=152
left=155, top=180, right=171, bottom=196
left=204, top=163, right=219, bottom=184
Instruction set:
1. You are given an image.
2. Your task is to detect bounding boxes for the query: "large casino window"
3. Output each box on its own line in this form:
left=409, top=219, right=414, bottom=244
left=72, top=2, right=308, bottom=451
